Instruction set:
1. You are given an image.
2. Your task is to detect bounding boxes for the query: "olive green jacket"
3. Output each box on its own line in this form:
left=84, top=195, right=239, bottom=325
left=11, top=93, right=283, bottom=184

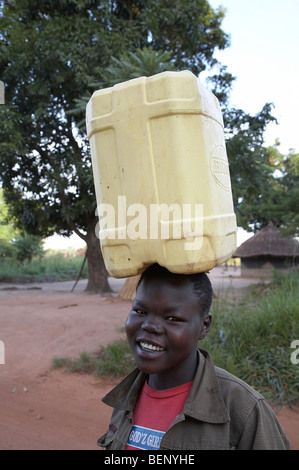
left=98, top=349, right=290, bottom=450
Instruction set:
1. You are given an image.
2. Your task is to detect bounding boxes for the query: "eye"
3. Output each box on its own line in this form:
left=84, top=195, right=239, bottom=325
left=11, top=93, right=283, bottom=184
left=167, top=316, right=182, bottom=323
left=133, top=308, right=147, bottom=316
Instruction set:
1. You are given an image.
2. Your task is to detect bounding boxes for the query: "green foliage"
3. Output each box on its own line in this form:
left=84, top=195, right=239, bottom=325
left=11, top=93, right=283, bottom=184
left=235, top=145, right=299, bottom=237
left=52, top=356, right=73, bottom=370
left=0, top=232, right=45, bottom=263
left=11, top=233, right=45, bottom=263
left=0, top=189, right=17, bottom=241
left=201, top=270, right=299, bottom=406
left=108, top=0, right=229, bottom=74
left=99, top=47, right=176, bottom=86
left=70, top=47, right=176, bottom=131
left=223, top=104, right=277, bottom=228
left=53, top=339, right=135, bottom=377
left=94, top=339, right=135, bottom=376
left=0, top=250, right=88, bottom=282
left=52, top=352, right=95, bottom=374
left=0, top=238, right=16, bottom=259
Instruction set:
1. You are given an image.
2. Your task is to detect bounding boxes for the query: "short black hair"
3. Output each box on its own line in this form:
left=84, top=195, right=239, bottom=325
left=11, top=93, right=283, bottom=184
left=136, top=263, right=213, bottom=318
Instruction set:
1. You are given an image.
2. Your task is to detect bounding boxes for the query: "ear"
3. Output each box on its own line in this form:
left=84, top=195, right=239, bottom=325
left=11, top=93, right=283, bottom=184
left=198, top=312, right=212, bottom=341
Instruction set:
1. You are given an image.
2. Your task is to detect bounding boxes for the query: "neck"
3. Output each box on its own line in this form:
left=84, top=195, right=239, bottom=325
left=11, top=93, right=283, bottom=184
left=147, top=350, right=198, bottom=390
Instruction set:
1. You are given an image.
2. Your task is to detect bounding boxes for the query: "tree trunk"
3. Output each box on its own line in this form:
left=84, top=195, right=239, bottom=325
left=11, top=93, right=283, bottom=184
left=85, top=220, right=111, bottom=294
left=118, top=275, right=140, bottom=301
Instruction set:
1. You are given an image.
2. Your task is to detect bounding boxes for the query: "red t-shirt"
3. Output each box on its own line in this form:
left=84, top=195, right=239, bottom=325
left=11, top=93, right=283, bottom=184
left=126, top=380, right=192, bottom=450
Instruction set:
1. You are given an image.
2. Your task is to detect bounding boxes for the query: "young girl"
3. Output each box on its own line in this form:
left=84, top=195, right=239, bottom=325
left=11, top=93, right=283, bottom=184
left=98, top=264, right=290, bottom=450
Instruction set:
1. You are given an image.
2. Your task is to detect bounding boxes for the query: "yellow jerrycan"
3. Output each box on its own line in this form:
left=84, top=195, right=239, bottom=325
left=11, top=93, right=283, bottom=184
left=86, top=70, right=237, bottom=278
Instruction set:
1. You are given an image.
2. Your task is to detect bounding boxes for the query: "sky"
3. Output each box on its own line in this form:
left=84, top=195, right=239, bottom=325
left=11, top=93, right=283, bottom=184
left=206, top=0, right=299, bottom=154
left=46, top=1, right=299, bottom=250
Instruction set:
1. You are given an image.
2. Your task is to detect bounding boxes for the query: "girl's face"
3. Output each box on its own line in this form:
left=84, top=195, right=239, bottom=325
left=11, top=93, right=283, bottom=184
left=125, top=275, right=211, bottom=389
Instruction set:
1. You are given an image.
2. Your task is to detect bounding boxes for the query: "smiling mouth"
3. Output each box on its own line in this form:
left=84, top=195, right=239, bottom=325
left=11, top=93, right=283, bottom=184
left=139, top=341, right=166, bottom=352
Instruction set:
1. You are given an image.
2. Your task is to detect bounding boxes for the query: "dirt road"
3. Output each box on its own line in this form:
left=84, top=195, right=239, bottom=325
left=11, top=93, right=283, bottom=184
left=0, top=269, right=298, bottom=450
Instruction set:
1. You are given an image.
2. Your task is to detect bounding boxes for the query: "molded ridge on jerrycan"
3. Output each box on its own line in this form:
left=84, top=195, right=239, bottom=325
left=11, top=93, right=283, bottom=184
left=86, top=70, right=237, bottom=278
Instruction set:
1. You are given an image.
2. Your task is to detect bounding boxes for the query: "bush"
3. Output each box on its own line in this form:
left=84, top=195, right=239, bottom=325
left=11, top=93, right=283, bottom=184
left=52, top=340, right=135, bottom=377
left=12, top=234, right=45, bottom=263
left=0, top=250, right=88, bottom=282
left=0, top=238, right=16, bottom=258
left=94, top=339, right=135, bottom=377
left=0, top=233, right=45, bottom=263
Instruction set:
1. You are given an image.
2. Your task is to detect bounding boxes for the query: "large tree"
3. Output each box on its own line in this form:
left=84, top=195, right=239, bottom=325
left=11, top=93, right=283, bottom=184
left=0, top=0, right=230, bottom=292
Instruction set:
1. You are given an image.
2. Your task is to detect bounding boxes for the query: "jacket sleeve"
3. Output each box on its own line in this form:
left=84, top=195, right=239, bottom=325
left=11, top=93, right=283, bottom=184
left=237, top=398, right=290, bottom=450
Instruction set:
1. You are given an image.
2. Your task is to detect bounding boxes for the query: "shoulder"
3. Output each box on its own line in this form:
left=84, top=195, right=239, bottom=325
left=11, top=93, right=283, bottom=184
left=213, top=366, right=281, bottom=438
left=197, top=351, right=290, bottom=449
left=197, top=350, right=265, bottom=425
left=214, top=365, right=265, bottom=417
left=199, top=349, right=264, bottom=409
left=215, top=365, right=263, bottom=401
left=214, top=366, right=290, bottom=449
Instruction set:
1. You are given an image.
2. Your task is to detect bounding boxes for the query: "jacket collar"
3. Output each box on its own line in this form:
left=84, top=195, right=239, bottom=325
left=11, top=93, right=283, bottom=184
left=102, top=349, right=230, bottom=424
left=183, top=349, right=230, bottom=423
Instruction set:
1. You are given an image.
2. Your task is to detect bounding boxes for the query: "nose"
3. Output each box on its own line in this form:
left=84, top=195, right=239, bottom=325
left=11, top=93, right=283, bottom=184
left=141, top=315, right=164, bottom=335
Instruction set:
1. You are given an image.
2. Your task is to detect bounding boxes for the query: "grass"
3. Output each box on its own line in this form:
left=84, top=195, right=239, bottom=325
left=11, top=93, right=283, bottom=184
left=52, top=269, right=299, bottom=407
left=52, top=339, right=135, bottom=377
left=0, top=250, right=88, bottom=283
left=201, top=269, right=299, bottom=407
left=52, top=352, right=95, bottom=374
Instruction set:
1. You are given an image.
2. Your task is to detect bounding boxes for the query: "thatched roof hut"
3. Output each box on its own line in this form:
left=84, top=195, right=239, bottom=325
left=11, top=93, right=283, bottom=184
left=234, top=222, right=298, bottom=278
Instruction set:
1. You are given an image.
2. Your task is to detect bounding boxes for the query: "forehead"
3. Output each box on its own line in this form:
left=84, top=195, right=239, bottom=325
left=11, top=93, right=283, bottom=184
left=135, top=275, right=198, bottom=310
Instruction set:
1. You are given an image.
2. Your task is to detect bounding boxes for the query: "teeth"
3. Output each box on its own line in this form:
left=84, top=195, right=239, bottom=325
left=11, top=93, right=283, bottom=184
left=140, top=342, right=164, bottom=352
